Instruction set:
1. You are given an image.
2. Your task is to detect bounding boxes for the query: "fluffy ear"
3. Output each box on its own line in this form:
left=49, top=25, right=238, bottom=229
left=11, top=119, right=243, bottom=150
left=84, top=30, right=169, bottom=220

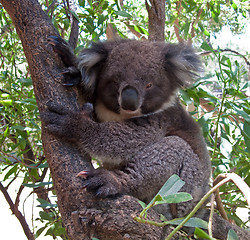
left=77, top=42, right=109, bottom=101
left=163, top=43, right=201, bottom=87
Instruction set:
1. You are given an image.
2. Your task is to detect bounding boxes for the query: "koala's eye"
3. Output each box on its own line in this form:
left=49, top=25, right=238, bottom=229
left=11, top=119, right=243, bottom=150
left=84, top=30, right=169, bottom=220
left=146, top=82, right=153, bottom=89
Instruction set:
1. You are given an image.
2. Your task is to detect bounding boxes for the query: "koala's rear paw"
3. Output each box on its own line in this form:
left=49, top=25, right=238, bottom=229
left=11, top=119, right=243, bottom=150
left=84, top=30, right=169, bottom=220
left=78, top=168, right=122, bottom=198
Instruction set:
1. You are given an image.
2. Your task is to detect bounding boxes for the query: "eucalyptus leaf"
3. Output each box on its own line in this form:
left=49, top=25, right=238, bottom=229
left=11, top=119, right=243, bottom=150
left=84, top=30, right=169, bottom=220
left=194, top=227, right=214, bottom=239
left=170, top=217, right=208, bottom=229
left=227, top=229, right=239, bottom=240
left=147, top=175, right=185, bottom=206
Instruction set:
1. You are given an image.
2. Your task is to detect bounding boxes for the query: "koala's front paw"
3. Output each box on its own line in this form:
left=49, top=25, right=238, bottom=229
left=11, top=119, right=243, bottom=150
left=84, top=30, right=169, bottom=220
left=48, top=36, right=81, bottom=86
left=40, top=103, right=82, bottom=140
left=48, top=35, right=71, bottom=60
left=77, top=168, right=122, bottom=198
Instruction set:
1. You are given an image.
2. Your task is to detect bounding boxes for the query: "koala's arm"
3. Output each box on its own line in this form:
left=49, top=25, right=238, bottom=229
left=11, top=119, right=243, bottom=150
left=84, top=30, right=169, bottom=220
left=41, top=103, right=166, bottom=164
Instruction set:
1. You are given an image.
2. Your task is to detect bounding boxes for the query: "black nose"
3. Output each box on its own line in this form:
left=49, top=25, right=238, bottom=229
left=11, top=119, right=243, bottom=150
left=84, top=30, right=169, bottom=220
left=121, top=86, right=139, bottom=111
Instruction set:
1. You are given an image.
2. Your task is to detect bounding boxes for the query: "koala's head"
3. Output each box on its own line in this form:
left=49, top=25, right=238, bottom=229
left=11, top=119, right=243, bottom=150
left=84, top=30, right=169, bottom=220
left=77, top=40, right=200, bottom=122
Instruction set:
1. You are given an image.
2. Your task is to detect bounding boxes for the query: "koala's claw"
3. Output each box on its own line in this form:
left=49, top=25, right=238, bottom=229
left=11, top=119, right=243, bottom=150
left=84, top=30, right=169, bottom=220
left=61, top=67, right=81, bottom=87
left=48, top=36, right=68, bottom=55
left=79, top=169, right=121, bottom=198
left=77, top=170, right=90, bottom=178
left=48, top=35, right=77, bottom=67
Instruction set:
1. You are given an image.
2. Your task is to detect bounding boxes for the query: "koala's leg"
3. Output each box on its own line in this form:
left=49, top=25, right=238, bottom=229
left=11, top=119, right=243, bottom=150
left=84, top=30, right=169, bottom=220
left=81, top=135, right=208, bottom=216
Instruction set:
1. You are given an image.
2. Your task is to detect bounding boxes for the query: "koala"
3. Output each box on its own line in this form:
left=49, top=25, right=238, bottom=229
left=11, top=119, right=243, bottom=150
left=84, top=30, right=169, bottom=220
left=43, top=36, right=211, bottom=220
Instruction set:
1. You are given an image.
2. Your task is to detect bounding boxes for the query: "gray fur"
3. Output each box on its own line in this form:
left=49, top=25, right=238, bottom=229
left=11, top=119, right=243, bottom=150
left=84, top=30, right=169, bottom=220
left=43, top=37, right=250, bottom=239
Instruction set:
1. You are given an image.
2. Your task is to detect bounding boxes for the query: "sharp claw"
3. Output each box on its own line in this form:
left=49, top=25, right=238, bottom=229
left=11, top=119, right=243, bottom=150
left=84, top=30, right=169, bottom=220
left=76, top=170, right=89, bottom=178
left=63, top=83, right=75, bottom=87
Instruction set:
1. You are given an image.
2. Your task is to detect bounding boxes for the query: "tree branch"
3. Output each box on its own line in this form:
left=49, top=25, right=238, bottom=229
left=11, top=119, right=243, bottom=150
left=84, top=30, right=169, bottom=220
left=0, top=181, right=34, bottom=240
left=146, top=0, right=165, bottom=41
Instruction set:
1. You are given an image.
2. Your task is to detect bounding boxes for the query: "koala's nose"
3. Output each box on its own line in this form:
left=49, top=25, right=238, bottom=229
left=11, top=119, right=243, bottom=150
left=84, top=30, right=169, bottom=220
left=121, top=86, right=139, bottom=111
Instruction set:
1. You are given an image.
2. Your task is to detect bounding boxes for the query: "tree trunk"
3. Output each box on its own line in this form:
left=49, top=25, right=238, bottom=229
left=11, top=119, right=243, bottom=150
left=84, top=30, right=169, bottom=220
left=0, top=0, right=167, bottom=239
left=146, top=0, right=166, bottom=41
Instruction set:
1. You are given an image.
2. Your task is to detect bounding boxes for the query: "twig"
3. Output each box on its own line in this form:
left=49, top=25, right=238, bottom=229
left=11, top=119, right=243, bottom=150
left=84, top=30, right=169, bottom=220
left=67, top=0, right=79, bottom=49
left=0, top=150, right=42, bottom=168
left=208, top=193, right=215, bottom=237
left=125, top=23, right=147, bottom=40
left=173, top=0, right=183, bottom=43
left=200, top=48, right=250, bottom=67
left=214, top=188, right=228, bottom=220
left=214, top=173, right=250, bottom=206
left=106, top=23, right=120, bottom=40
left=15, top=184, right=25, bottom=209
left=0, top=181, right=35, bottom=240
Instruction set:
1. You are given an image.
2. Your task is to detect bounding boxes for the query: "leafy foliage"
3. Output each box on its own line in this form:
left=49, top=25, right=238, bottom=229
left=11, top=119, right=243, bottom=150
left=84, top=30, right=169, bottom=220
left=0, top=0, right=249, bottom=239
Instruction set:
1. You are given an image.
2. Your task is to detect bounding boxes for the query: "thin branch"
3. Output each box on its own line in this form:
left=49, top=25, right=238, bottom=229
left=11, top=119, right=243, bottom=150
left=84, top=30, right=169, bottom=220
left=67, top=0, right=79, bottom=49
left=46, top=0, right=57, bottom=17
left=214, top=188, right=228, bottom=220
left=0, top=181, right=35, bottom=240
left=0, top=150, right=43, bottom=168
left=200, top=48, right=250, bottom=66
left=208, top=193, right=215, bottom=237
left=189, top=6, right=204, bottom=42
left=125, top=23, right=147, bottom=40
left=106, top=23, right=120, bottom=40
left=214, top=173, right=250, bottom=206
left=173, top=0, right=183, bottom=43
left=15, top=184, right=25, bottom=209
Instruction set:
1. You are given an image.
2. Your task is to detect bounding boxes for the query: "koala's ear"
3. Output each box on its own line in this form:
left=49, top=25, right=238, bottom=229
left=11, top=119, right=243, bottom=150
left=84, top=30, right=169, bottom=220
left=163, top=44, right=201, bottom=87
left=77, top=42, right=109, bottom=100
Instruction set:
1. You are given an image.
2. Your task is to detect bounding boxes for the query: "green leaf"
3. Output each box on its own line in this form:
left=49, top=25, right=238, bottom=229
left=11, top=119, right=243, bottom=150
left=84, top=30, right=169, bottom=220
left=227, top=229, right=239, bottom=240
left=200, top=42, right=214, bottom=52
left=170, top=217, right=208, bottom=229
left=115, top=11, right=132, bottom=18
left=0, top=93, right=10, bottom=98
left=232, top=106, right=250, bottom=122
left=243, top=121, right=250, bottom=153
left=3, top=126, right=9, bottom=138
left=23, top=181, right=53, bottom=188
left=35, top=226, right=47, bottom=238
left=204, top=29, right=210, bottom=37
left=30, top=168, right=40, bottom=180
left=18, top=78, right=33, bottom=87
left=11, top=125, right=25, bottom=131
left=179, top=89, right=192, bottom=105
left=3, top=164, right=18, bottom=181
left=231, top=2, right=238, bottom=11
left=154, top=192, right=192, bottom=205
left=78, top=0, right=85, bottom=7
left=162, top=192, right=192, bottom=203
left=137, top=200, right=146, bottom=209
left=148, top=175, right=185, bottom=206
left=0, top=99, right=13, bottom=106
left=194, top=227, right=214, bottom=239
left=39, top=211, right=54, bottom=221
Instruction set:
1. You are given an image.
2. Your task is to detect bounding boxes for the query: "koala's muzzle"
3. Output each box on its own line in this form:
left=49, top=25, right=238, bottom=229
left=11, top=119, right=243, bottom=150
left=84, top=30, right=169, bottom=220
left=121, top=86, right=139, bottom=111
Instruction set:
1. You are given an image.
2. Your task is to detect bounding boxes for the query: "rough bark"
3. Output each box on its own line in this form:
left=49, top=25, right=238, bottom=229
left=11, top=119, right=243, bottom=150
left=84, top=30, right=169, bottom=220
left=146, top=0, right=165, bottom=41
left=0, top=0, right=167, bottom=239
